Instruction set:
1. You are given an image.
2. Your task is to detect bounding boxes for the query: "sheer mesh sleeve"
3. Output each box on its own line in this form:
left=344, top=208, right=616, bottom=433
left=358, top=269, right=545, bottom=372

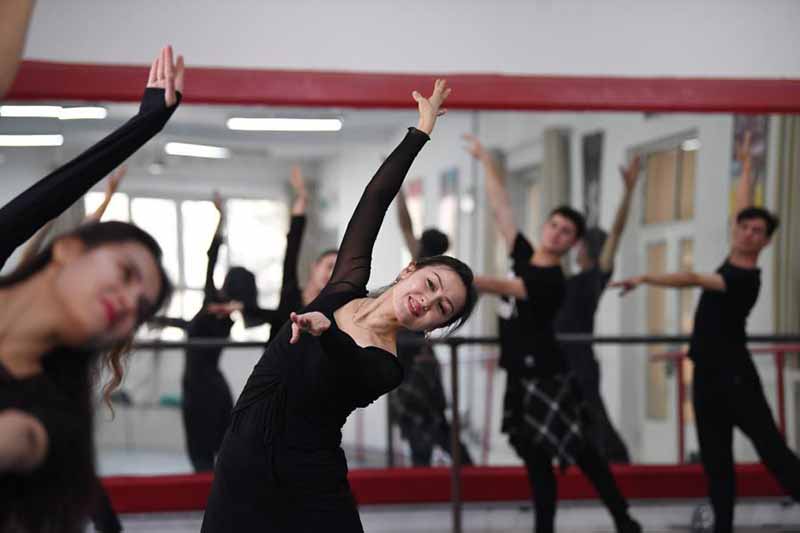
left=324, top=127, right=429, bottom=294
left=0, top=88, right=181, bottom=269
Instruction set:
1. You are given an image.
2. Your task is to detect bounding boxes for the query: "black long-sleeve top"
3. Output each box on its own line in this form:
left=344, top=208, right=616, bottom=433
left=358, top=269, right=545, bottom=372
left=0, top=88, right=180, bottom=533
left=232, top=127, right=429, bottom=450
left=0, top=88, right=181, bottom=270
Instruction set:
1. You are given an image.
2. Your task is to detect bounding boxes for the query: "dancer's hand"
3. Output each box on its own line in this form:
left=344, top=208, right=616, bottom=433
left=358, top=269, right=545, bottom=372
left=462, top=133, right=488, bottom=160
left=413, top=79, right=451, bottom=136
left=290, top=165, right=308, bottom=198
left=205, top=301, right=243, bottom=317
left=147, top=45, right=185, bottom=107
left=609, top=276, right=644, bottom=297
left=212, top=191, right=224, bottom=213
left=619, top=155, right=641, bottom=191
left=105, top=165, right=127, bottom=197
left=289, top=311, right=331, bottom=344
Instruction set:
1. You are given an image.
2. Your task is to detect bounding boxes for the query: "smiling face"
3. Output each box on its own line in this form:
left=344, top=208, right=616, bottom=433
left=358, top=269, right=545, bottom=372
left=539, top=213, right=580, bottom=257
left=390, top=263, right=468, bottom=332
left=51, top=239, right=163, bottom=349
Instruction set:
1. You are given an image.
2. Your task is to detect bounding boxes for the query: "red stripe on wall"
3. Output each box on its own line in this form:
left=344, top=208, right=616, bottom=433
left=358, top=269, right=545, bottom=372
left=101, top=464, right=786, bottom=513
left=8, top=61, right=800, bottom=112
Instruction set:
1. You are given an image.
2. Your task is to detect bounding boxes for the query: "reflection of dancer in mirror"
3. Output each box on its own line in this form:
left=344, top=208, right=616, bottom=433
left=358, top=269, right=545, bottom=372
left=0, top=45, right=181, bottom=533
left=554, top=156, right=640, bottom=464
left=466, top=134, right=641, bottom=533
left=152, top=167, right=334, bottom=472
left=229, top=165, right=338, bottom=344
left=202, top=80, right=478, bottom=532
left=612, top=132, right=799, bottom=533
left=390, top=187, right=474, bottom=466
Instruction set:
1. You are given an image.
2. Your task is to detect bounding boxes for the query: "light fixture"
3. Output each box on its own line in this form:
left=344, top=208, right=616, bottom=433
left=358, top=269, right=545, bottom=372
left=0, top=105, right=62, bottom=118
left=681, top=139, right=701, bottom=151
left=59, top=107, right=108, bottom=120
left=165, top=142, right=230, bottom=159
left=226, top=117, right=342, bottom=132
left=0, top=134, right=64, bottom=147
left=0, top=105, right=107, bottom=120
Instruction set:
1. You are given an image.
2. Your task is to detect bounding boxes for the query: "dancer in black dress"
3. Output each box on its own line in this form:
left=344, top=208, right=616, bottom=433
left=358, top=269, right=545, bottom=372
left=201, top=80, right=478, bottom=533
left=152, top=168, right=333, bottom=471
left=0, top=45, right=182, bottom=533
left=612, top=133, right=800, bottom=533
left=465, top=134, right=641, bottom=533
left=391, top=187, right=473, bottom=466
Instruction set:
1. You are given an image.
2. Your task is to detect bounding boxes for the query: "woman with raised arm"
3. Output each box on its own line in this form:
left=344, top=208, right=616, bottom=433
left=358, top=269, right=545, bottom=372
left=201, top=80, right=477, bottom=532
left=0, top=46, right=182, bottom=533
left=226, top=165, right=338, bottom=343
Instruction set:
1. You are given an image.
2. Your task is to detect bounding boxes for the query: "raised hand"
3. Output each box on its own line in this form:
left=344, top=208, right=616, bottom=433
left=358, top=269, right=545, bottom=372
left=619, top=155, right=641, bottom=191
left=462, top=133, right=488, bottom=160
left=212, top=191, right=224, bottom=213
left=290, top=165, right=308, bottom=197
left=147, top=45, right=185, bottom=107
left=609, top=276, right=644, bottom=297
left=289, top=311, right=331, bottom=344
left=105, top=165, right=127, bottom=197
left=413, top=79, right=451, bottom=136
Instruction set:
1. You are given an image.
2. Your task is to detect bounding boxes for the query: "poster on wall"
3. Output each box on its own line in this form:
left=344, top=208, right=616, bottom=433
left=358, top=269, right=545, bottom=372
left=582, top=132, right=604, bottom=228
left=729, top=115, right=768, bottom=217
left=438, top=167, right=459, bottom=253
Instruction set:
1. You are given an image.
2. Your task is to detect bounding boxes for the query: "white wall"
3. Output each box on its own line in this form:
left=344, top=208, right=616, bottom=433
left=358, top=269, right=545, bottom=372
left=21, top=1, right=800, bottom=78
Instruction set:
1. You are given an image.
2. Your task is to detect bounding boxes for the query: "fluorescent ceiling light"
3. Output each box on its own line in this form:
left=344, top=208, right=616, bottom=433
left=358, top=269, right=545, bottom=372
left=0, top=134, right=64, bottom=147
left=226, top=117, right=342, bottom=132
left=681, top=139, right=701, bottom=151
left=59, top=107, right=107, bottom=120
left=165, top=142, right=230, bottom=159
left=0, top=105, right=107, bottom=120
left=0, top=105, right=62, bottom=118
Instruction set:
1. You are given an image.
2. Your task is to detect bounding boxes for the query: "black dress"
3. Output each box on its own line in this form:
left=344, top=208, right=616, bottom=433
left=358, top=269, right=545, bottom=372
left=201, top=127, right=429, bottom=533
left=0, top=88, right=180, bottom=532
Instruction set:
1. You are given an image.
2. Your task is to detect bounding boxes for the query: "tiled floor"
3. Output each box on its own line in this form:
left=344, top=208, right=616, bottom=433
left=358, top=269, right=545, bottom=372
left=90, top=500, right=800, bottom=532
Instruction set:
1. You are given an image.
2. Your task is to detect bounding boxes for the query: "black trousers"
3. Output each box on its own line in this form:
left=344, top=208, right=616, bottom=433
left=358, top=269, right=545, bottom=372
left=693, top=360, right=800, bottom=533
left=565, top=347, right=630, bottom=463
left=520, top=443, right=630, bottom=533
left=407, top=417, right=474, bottom=467
left=183, top=371, right=233, bottom=472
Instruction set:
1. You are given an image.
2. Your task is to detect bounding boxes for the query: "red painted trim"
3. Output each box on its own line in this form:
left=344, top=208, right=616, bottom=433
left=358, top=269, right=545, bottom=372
left=101, top=464, right=787, bottom=513
left=8, top=61, right=800, bottom=113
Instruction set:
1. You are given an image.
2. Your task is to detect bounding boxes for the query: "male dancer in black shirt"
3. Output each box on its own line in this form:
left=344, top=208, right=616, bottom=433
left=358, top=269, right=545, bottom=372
left=555, top=156, right=640, bottom=463
left=613, top=134, right=800, bottom=532
left=465, top=134, right=641, bottom=533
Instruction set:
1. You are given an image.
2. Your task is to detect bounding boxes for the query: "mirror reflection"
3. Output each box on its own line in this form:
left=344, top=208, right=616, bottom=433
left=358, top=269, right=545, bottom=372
left=1, top=100, right=796, bottom=478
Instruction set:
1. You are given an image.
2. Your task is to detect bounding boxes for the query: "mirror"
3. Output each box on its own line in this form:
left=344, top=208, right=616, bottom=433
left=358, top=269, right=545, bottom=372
left=1, top=94, right=797, bottom=478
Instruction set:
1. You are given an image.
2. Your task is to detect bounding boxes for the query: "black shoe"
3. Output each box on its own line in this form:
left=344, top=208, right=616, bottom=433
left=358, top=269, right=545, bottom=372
left=615, top=516, right=642, bottom=533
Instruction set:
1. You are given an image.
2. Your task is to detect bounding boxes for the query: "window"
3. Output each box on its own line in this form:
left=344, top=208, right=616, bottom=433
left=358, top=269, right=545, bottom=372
left=643, top=140, right=697, bottom=224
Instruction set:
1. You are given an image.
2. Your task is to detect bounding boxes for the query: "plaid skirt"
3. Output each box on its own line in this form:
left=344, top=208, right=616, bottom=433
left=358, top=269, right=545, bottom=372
left=502, top=372, right=588, bottom=468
